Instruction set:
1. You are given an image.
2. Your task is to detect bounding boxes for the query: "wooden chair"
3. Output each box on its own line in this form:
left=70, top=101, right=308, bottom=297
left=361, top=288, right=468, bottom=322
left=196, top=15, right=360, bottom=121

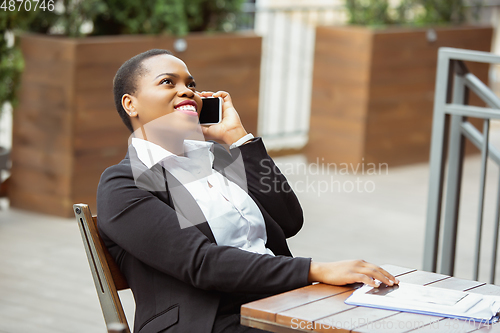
left=73, top=203, right=131, bottom=333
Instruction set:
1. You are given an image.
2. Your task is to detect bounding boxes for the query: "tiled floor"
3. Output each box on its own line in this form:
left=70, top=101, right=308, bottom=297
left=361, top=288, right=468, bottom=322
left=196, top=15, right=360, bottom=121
left=1, top=123, right=500, bottom=332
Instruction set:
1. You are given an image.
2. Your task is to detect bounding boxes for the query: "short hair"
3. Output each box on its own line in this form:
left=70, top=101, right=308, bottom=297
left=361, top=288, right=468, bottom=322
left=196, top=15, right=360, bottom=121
left=113, top=49, right=174, bottom=133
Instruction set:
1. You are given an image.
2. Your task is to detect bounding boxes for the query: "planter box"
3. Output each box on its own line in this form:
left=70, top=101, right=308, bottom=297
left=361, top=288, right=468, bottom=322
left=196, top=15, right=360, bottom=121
left=307, top=25, right=493, bottom=166
left=10, top=32, right=261, bottom=217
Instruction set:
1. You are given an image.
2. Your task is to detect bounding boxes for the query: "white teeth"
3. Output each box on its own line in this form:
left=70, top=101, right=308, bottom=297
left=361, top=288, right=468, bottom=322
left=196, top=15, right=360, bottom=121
left=175, top=105, right=196, bottom=112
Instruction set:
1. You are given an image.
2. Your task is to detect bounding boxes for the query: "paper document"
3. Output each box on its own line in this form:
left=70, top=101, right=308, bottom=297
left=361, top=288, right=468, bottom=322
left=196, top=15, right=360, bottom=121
left=345, top=282, right=500, bottom=324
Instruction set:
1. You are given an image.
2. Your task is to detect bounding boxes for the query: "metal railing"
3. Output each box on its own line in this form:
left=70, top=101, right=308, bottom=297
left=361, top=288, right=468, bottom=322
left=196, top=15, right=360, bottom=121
left=423, top=47, right=500, bottom=283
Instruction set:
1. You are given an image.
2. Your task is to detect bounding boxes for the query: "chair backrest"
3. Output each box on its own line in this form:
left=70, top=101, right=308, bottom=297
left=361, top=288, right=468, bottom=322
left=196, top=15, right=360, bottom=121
left=74, top=203, right=131, bottom=333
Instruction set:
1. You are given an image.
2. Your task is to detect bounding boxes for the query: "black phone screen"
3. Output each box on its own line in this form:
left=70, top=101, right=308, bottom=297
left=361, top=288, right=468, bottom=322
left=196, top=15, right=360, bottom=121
left=199, top=97, right=221, bottom=124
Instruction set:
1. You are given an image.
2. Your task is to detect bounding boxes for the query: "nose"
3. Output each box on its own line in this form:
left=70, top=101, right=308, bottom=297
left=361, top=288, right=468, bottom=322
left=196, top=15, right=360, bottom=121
left=177, top=85, right=195, bottom=98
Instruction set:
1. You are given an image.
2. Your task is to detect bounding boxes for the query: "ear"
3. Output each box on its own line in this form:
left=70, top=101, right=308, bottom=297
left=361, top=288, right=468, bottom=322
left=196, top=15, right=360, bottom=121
left=122, top=94, right=138, bottom=118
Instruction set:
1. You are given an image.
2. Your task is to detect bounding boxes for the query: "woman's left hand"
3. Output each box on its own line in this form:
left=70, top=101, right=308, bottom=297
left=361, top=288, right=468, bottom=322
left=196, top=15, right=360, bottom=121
left=197, top=91, right=249, bottom=146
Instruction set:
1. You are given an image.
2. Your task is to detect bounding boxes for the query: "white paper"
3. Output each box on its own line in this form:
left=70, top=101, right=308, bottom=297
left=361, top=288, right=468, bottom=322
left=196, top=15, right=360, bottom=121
left=345, top=282, right=500, bottom=323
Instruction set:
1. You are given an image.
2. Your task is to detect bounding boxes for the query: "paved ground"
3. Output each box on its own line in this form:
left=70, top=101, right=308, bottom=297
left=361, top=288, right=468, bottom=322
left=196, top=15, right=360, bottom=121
left=0, top=123, right=499, bottom=332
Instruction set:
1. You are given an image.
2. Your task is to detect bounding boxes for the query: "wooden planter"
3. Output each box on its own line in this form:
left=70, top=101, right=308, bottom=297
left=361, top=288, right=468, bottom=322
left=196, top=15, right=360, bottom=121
left=307, top=25, right=493, bottom=166
left=10, top=32, right=261, bottom=217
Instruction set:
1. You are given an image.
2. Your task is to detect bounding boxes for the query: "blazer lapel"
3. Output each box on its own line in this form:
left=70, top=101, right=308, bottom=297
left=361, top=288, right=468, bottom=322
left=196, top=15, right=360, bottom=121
left=127, top=145, right=217, bottom=244
left=211, top=144, right=247, bottom=190
left=162, top=168, right=217, bottom=244
left=210, top=143, right=292, bottom=256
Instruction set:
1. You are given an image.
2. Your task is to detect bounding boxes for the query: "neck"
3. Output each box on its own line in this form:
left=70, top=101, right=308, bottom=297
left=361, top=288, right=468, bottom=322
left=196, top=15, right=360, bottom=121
left=132, top=125, right=205, bottom=156
left=135, top=126, right=185, bottom=155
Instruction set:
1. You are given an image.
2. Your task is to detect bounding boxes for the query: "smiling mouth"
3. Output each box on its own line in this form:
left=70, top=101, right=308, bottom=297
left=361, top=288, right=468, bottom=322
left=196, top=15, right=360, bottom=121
left=175, top=105, right=198, bottom=116
left=174, top=101, right=198, bottom=116
left=175, top=104, right=197, bottom=114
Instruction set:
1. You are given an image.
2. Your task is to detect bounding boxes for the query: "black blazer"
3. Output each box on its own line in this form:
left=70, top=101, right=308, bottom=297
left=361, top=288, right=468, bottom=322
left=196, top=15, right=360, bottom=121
left=97, top=138, right=311, bottom=333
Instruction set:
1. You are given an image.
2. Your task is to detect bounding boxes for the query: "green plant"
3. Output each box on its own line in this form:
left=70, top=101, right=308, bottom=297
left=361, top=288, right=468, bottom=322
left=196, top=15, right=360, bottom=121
left=57, top=0, right=108, bottom=37
left=14, top=0, right=245, bottom=37
left=91, top=0, right=245, bottom=36
left=1, top=6, right=57, bottom=113
left=346, top=0, right=482, bottom=26
left=0, top=36, right=23, bottom=111
left=0, top=9, right=32, bottom=112
left=345, top=0, right=393, bottom=26
left=415, top=0, right=465, bottom=24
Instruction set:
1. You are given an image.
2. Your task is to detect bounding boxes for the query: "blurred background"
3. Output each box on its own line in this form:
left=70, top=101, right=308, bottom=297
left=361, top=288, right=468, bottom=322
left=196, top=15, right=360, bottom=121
left=1, top=0, right=500, bottom=331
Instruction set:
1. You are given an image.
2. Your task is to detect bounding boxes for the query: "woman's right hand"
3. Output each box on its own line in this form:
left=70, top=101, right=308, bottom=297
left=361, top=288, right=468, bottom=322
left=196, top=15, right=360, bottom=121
left=196, top=90, right=248, bottom=146
left=308, top=260, right=399, bottom=288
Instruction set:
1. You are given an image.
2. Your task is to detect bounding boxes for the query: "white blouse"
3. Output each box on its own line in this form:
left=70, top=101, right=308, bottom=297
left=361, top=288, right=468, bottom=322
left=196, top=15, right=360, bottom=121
left=131, top=138, right=274, bottom=256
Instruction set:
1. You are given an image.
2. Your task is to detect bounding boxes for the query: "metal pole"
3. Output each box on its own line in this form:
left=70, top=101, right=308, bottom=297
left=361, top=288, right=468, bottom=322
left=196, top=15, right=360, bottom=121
left=439, top=67, right=467, bottom=275
left=490, top=170, right=500, bottom=284
left=473, top=119, right=490, bottom=281
left=461, top=121, right=500, bottom=165
left=423, top=53, right=452, bottom=272
left=464, top=73, right=500, bottom=109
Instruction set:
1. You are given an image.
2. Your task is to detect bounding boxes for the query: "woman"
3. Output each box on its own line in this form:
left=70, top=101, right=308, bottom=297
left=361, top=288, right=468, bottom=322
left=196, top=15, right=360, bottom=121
left=97, top=49, right=398, bottom=333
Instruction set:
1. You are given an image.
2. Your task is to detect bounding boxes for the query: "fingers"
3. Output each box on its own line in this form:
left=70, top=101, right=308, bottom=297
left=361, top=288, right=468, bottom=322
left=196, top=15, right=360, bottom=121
left=212, top=91, right=233, bottom=103
left=309, top=260, right=400, bottom=288
left=196, top=91, right=231, bottom=99
left=357, top=262, right=399, bottom=287
left=343, top=260, right=399, bottom=288
left=196, top=91, right=214, bottom=98
left=376, top=266, right=399, bottom=285
left=353, top=273, right=380, bottom=288
left=212, top=91, right=228, bottom=97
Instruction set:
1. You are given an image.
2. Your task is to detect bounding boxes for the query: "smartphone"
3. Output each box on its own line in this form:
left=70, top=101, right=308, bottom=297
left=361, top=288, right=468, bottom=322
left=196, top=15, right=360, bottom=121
left=199, top=97, right=222, bottom=125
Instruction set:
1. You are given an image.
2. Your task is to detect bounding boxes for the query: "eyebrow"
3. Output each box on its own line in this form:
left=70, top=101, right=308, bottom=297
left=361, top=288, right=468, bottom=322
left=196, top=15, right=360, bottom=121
left=154, top=73, right=194, bottom=81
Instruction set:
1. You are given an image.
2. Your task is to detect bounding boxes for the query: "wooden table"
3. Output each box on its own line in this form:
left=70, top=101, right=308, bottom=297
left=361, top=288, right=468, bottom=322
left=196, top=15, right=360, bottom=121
left=241, top=265, right=500, bottom=332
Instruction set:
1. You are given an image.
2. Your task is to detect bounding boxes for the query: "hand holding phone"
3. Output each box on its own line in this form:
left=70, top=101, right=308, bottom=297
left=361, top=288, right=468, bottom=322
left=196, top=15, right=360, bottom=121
left=197, top=91, right=248, bottom=146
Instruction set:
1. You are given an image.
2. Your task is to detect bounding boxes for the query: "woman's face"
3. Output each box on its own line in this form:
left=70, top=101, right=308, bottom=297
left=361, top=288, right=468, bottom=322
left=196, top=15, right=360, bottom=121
left=125, top=54, right=203, bottom=137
